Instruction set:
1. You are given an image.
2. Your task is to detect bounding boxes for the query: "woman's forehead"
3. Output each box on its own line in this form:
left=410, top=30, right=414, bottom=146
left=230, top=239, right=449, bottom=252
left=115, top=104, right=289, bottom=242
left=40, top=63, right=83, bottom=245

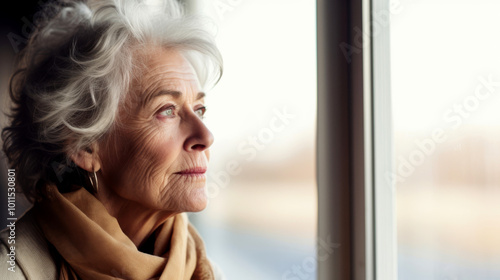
left=124, top=47, right=202, bottom=109
left=135, top=47, right=200, bottom=89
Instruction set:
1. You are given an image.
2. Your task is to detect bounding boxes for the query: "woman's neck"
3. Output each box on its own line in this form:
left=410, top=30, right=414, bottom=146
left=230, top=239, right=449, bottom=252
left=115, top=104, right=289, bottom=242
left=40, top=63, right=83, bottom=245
left=95, top=187, right=176, bottom=250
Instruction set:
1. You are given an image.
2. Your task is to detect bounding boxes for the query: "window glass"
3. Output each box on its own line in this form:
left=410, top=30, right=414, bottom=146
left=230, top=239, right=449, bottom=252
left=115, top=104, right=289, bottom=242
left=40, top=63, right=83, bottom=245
left=391, top=1, right=500, bottom=278
left=190, top=1, right=317, bottom=279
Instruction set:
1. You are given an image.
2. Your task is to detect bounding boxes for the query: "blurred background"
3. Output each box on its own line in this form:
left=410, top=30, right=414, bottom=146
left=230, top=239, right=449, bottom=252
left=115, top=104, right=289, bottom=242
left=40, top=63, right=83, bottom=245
left=391, top=0, right=500, bottom=279
left=187, top=1, right=318, bottom=279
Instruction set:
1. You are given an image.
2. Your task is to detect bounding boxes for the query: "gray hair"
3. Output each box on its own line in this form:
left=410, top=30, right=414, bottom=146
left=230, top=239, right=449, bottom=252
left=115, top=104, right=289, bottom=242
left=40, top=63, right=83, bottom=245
left=2, top=0, right=222, bottom=201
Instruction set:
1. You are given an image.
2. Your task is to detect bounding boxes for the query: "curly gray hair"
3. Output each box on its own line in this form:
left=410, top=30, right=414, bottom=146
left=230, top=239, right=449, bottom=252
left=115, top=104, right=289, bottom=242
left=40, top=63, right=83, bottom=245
left=2, top=0, right=223, bottom=201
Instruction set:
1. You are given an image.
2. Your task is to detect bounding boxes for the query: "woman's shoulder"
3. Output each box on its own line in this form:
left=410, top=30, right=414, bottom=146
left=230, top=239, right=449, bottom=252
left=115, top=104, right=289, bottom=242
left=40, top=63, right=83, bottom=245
left=0, top=208, right=58, bottom=279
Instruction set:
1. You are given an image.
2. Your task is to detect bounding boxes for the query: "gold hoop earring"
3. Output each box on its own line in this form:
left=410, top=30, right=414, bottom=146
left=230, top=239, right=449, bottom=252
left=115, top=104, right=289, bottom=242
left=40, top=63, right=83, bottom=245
left=89, top=171, right=99, bottom=193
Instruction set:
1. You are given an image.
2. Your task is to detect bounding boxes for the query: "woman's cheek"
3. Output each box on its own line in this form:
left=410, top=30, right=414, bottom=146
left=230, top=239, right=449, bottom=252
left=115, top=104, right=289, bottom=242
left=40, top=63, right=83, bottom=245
left=136, top=128, right=179, bottom=179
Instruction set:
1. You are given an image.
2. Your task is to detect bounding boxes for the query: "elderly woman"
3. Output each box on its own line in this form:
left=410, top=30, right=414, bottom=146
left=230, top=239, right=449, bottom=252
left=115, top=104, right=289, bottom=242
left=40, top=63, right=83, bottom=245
left=0, top=0, right=223, bottom=279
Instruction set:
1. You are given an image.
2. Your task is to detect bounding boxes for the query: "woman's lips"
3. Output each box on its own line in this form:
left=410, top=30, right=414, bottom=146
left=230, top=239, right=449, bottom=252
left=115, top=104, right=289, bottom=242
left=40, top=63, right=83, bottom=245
left=174, top=167, right=207, bottom=176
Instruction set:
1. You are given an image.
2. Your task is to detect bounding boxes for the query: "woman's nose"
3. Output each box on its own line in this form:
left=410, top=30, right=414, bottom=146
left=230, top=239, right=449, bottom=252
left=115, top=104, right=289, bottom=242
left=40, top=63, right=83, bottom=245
left=183, top=115, right=214, bottom=152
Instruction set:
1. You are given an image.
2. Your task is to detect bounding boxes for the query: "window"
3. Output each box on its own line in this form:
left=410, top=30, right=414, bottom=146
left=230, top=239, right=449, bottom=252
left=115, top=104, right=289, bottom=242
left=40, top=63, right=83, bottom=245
left=391, top=0, right=500, bottom=279
left=318, top=0, right=500, bottom=279
left=188, top=1, right=318, bottom=279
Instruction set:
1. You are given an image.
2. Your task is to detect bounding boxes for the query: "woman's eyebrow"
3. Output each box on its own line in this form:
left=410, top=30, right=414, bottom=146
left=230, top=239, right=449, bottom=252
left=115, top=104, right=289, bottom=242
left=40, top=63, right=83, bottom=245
left=142, top=90, right=206, bottom=108
left=197, top=92, right=206, bottom=100
left=141, top=90, right=181, bottom=108
left=152, top=90, right=181, bottom=100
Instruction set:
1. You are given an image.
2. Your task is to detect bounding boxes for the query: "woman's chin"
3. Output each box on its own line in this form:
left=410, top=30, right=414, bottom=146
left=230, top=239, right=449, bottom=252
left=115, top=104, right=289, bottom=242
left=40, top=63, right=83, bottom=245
left=189, top=202, right=208, bottom=213
left=184, top=187, right=208, bottom=212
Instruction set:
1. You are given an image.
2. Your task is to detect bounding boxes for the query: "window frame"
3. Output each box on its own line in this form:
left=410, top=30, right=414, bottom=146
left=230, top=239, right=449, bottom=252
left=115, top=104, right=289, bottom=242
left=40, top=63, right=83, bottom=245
left=316, top=0, right=395, bottom=279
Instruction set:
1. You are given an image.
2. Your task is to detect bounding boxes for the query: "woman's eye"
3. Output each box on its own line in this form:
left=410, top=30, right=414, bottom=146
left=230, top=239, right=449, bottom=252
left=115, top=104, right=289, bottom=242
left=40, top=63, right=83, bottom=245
left=158, top=106, right=175, bottom=118
left=195, top=106, right=206, bottom=119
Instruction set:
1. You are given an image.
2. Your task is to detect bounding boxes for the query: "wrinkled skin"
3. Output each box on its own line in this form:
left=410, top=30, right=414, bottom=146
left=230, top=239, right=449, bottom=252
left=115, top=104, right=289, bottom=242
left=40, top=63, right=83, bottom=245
left=95, top=47, right=214, bottom=248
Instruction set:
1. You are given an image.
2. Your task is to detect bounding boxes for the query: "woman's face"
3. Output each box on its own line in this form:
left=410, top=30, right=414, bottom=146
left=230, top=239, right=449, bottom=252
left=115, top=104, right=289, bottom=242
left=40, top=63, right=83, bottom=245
left=98, top=47, right=214, bottom=213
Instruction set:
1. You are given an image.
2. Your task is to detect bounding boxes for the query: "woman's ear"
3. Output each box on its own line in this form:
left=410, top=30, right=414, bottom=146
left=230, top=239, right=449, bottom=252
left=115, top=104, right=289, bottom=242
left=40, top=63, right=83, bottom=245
left=70, top=144, right=101, bottom=172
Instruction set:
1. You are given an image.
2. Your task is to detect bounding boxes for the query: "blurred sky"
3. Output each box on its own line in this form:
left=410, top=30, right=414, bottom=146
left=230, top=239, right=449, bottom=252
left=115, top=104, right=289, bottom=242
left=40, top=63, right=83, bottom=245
left=391, top=0, right=500, bottom=131
left=198, top=0, right=317, bottom=165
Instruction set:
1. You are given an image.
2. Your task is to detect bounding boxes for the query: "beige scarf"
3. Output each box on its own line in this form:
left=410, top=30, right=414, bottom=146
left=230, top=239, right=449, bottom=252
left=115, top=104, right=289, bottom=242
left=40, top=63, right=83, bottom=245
left=34, top=185, right=214, bottom=280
